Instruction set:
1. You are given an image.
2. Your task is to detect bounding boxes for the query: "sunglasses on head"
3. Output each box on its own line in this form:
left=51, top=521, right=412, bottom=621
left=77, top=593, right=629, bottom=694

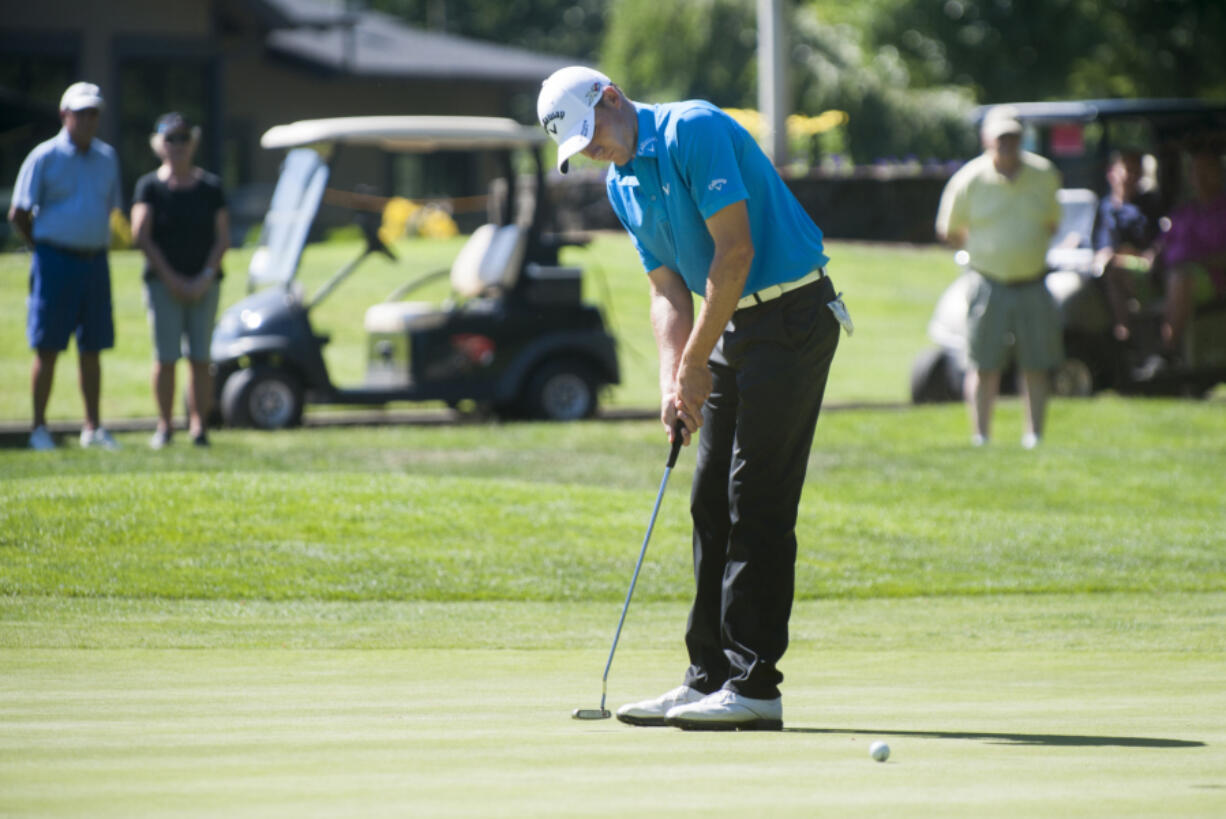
left=164, top=132, right=191, bottom=144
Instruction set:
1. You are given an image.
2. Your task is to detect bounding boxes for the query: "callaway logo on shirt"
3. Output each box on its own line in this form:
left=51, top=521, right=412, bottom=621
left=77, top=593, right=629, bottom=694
left=708, top=178, right=727, bottom=191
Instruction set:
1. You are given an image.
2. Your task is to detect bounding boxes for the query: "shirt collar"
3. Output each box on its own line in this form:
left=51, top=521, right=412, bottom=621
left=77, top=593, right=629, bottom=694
left=55, top=127, right=94, bottom=155
left=633, top=103, right=659, bottom=159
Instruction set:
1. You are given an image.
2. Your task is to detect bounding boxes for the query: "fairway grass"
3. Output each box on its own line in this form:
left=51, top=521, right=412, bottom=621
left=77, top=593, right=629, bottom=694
left=3, top=401, right=1224, bottom=815
left=3, top=596, right=1224, bottom=818
left=3, top=401, right=1223, bottom=602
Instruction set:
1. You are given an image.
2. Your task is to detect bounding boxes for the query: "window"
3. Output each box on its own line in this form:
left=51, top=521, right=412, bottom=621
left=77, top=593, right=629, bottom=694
left=116, top=57, right=216, bottom=205
left=0, top=53, right=75, bottom=192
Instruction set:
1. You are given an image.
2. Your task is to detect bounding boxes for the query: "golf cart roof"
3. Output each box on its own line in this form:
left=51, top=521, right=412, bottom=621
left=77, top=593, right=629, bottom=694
left=261, top=116, right=547, bottom=152
left=972, top=98, right=1226, bottom=126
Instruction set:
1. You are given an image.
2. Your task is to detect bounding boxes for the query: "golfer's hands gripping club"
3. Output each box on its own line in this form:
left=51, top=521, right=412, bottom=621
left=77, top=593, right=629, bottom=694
left=663, top=359, right=710, bottom=448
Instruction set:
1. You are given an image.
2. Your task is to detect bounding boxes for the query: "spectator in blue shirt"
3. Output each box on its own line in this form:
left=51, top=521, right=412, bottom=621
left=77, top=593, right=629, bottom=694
left=1093, top=150, right=1164, bottom=342
left=539, top=67, right=847, bottom=731
left=8, top=82, right=123, bottom=451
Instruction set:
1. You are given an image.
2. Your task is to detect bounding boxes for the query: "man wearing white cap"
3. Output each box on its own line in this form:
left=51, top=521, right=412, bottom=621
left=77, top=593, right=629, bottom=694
left=936, top=105, right=1063, bottom=449
left=539, top=67, right=848, bottom=730
left=9, top=82, right=123, bottom=451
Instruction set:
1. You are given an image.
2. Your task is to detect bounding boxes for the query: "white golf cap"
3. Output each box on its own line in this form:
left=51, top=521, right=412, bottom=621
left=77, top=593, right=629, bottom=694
left=982, top=105, right=1022, bottom=140
left=537, top=66, right=612, bottom=173
left=60, top=82, right=105, bottom=112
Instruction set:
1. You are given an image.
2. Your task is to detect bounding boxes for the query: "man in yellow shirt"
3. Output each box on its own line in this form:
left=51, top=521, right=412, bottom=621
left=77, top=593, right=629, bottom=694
left=935, top=106, right=1063, bottom=449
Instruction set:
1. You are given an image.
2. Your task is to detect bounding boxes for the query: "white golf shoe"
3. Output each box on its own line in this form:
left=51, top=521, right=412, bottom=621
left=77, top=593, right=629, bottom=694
left=665, top=689, right=783, bottom=731
left=80, top=427, right=119, bottom=450
left=616, top=685, right=706, bottom=726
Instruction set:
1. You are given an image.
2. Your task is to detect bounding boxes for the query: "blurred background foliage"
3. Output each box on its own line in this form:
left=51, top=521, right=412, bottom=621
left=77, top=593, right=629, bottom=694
left=366, top=0, right=1226, bottom=164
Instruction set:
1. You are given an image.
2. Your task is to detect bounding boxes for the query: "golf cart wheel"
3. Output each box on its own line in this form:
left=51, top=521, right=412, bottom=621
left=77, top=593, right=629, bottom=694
left=1051, top=356, right=1095, bottom=397
left=220, top=366, right=304, bottom=429
left=910, top=347, right=962, bottom=404
left=523, top=360, right=597, bottom=421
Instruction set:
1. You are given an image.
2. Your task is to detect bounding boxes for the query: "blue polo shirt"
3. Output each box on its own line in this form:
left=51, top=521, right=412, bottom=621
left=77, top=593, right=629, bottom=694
left=606, top=101, right=828, bottom=297
left=11, top=128, right=122, bottom=250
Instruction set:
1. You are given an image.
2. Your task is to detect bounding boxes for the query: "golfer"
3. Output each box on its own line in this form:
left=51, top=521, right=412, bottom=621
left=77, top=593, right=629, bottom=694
left=539, top=67, right=845, bottom=730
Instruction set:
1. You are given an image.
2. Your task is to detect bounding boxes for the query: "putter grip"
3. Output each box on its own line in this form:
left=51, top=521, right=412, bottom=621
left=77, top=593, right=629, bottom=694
left=667, top=420, right=685, bottom=468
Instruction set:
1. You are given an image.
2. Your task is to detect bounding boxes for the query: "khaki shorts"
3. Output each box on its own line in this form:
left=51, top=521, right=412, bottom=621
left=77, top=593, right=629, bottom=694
left=966, top=271, right=1064, bottom=372
left=144, top=278, right=220, bottom=363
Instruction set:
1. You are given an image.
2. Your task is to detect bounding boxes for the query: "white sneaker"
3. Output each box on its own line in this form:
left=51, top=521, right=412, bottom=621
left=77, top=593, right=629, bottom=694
left=971, top=433, right=988, bottom=447
left=29, top=425, right=56, bottom=451
left=616, top=685, right=706, bottom=727
left=665, top=689, right=783, bottom=731
left=1021, top=432, right=1040, bottom=450
left=150, top=428, right=172, bottom=450
left=80, top=427, right=119, bottom=450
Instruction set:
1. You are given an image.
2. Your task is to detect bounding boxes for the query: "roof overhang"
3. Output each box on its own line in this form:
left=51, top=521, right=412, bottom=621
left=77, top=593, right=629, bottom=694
left=260, top=115, right=547, bottom=151
left=973, top=98, right=1226, bottom=125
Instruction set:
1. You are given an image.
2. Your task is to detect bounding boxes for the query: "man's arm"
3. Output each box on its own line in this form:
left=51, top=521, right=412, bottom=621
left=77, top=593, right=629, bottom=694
left=9, top=148, right=42, bottom=248
left=647, top=265, right=694, bottom=442
left=8, top=207, right=33, bottom=247
left=671, top=199, right=754, bottom=435
left=935, top=171, right=968, bottom=248
left=940, top=225, right=968, bottom=249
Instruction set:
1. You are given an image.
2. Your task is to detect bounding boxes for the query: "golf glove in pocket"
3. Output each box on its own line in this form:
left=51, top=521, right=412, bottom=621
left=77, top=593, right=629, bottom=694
left=827, top=293, right=854, bottom=337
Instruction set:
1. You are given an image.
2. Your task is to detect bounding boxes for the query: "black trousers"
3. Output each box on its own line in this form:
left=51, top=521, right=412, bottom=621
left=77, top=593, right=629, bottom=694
left=682, top=275, right=840, bottom=700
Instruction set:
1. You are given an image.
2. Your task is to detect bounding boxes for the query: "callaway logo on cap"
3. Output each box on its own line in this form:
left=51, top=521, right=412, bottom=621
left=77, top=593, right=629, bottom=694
left=537, top=66, right=612, bottom=173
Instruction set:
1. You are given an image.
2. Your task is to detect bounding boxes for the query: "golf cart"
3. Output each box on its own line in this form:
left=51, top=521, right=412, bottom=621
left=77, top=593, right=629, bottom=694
left=210, top=116, right=619, bottom=428
left=911, top=99, right=1226, bottom=403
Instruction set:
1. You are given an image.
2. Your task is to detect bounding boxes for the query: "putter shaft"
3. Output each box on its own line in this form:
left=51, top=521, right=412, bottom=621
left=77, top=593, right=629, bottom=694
left=597, top=423, right=685, bottom=713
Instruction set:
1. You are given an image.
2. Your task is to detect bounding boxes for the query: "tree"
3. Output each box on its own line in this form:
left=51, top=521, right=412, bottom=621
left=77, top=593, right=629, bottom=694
left=603, top=0, right=976, bottom=163
left=364, top=0, right=608, bottom=60
left=868, top=0, right=1226, bottom=102
left=602, top=0, right=759, bottom=106
left=787, top=7, right=976, bottom=162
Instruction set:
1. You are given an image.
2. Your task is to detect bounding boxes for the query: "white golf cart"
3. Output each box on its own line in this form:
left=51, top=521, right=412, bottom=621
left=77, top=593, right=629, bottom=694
left=210, top=116, right=619, bottom=428
left=911, top=99, right=1226, bottom=402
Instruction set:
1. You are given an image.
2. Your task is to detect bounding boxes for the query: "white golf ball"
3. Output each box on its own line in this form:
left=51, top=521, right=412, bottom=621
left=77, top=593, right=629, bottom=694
left=869, top=741, right=890, bottom=762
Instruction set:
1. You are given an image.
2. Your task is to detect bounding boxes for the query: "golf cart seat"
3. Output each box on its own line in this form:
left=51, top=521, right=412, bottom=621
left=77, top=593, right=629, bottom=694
left=1046, top=188, right=1098, bottom=274
left=363, top=223, right=528, bottom=333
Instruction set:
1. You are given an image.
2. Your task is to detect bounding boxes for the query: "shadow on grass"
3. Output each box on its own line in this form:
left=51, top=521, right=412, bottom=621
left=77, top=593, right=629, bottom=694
left=784, top=727, right=1205, bottom=748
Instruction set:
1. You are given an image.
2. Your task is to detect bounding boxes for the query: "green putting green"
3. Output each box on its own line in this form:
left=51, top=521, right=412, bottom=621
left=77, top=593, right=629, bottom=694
left=2, top=595, right=1223, bottom=817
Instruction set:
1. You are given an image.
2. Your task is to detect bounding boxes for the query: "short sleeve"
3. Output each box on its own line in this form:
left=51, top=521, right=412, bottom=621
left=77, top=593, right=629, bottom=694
left=133, top=173, right=156, bottom=206
left=673, top=109, right=748, bottom=220
left=1092, top=201, right=1113, bottom=252
left=204, top=173, right=227, bottom=211
left=11, top=149, right=43, bottom=211
left=936, top=167, right=970, bottom=238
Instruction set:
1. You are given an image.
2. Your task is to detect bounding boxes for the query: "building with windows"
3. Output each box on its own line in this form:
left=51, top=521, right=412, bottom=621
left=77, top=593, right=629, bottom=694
left=1, top=0, right=573, bottom=239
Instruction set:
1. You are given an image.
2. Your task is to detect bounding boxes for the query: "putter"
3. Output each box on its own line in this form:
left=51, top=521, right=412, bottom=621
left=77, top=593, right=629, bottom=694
left=573, top=420, right=686, bottom=720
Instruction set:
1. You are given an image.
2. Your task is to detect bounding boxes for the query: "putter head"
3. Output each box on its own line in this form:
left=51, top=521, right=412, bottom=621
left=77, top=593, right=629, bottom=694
left=572, top=708, right=612, bottom=720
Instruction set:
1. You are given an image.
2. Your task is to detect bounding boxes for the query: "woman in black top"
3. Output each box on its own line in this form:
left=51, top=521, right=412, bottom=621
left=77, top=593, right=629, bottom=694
left=131, top=113, right=229, bottom=447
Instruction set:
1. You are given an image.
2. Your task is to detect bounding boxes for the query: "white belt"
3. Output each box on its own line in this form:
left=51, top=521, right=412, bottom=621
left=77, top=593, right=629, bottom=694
left=736, top=269, right=825, bottom=310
